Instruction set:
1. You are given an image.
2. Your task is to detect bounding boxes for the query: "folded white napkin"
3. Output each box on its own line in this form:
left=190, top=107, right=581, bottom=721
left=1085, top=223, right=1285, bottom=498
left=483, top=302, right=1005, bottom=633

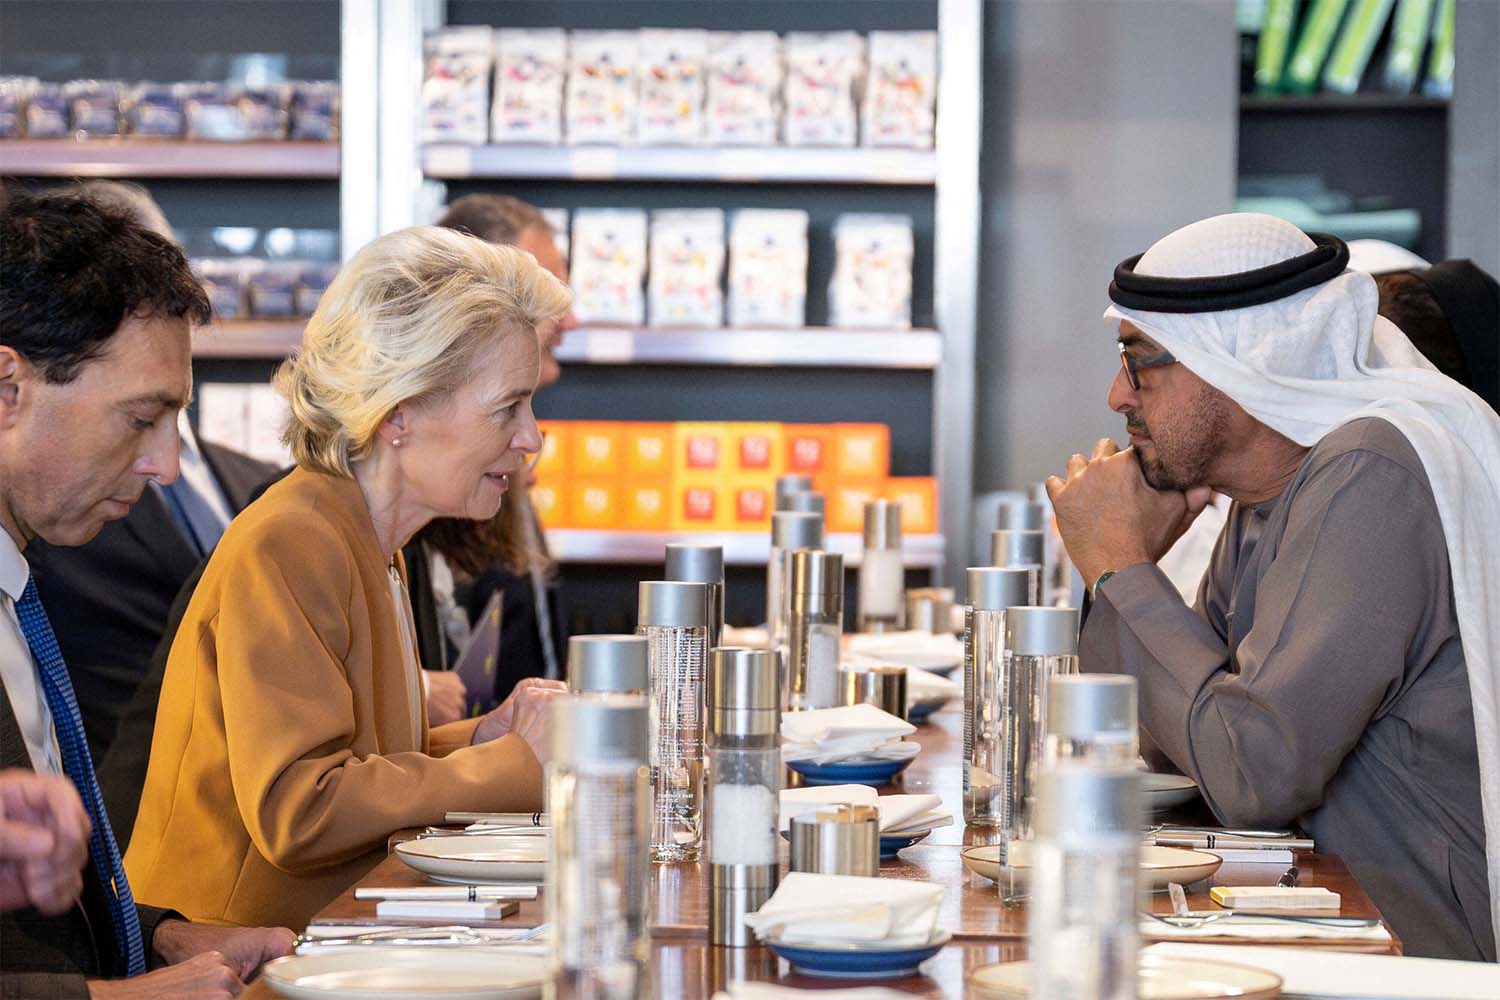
left=845, top=631, right=963, bottom=670
left=1144, top=943, right=1500, bottom=999
left=1141, top=914, right=1393, bottom=944
left=782, top=704, right=919, bottom=765
left=743, top=872, right=943, bottom=947
left=782, top=704, right=915, bottom=744
left=778, top=786, right=947, bottom=834
left=902, top=666, right=962, bottom=703
left=712, top=985, right=911, bottom=1000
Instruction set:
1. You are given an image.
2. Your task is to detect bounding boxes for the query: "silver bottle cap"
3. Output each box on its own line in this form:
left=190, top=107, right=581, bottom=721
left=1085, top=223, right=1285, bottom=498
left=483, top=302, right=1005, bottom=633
left=862, top=499, right=903, bottom=550
left=905, top=587, right=955, bottom=634
left=789, top=803, right=880, bottom=877
left=1047, top=674, right=1137, bottom=740
left=839, top=664, right=908, bottom=719
left=772, top=511, right=824, bottom=551
left=991, top=529, right=1046, bottom=569
left=785, top=491, right=825, bottom=516
left=791, top=549, right=843, bottom=600
left=1004, top=606, right=1081, bottom=656
left=1033, top=763, right=1143, bottom=836
left=775, top=475, right=815, bottom=511
left=665, top=543, right=724, bottom=585
left=637, top=580, right=710, bottom=628
left=966, top=566, right=1034, bottom=612
left=567, top=634, right=649, bottom=693
left=997, top=500, right=1048, bottom=532
left=548, top=694, right=650, bottom=766
left=709, top=647, right=780, bottom=738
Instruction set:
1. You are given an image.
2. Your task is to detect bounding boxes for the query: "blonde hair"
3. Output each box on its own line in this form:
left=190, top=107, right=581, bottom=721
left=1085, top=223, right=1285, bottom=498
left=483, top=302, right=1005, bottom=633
left=274, top=225, right=572, bottom=477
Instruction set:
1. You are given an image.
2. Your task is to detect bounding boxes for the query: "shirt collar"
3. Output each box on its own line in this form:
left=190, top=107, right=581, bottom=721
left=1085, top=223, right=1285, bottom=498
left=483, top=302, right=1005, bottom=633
left=0, top=526, right=30, bottom=603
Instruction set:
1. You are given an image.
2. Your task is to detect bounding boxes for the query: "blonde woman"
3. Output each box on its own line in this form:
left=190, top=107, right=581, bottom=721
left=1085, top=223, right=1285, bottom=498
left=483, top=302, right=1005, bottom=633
left=124, top=227, right=570, bottom=928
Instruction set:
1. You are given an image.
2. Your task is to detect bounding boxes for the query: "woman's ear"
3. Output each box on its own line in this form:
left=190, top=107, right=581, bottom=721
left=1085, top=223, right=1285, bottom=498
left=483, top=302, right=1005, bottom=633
left=376, top=405, right=409, bottom=447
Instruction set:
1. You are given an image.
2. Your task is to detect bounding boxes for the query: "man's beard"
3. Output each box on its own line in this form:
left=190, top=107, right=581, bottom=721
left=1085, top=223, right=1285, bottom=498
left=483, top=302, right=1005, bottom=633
left=1126, top=390, right=1225, bottom=492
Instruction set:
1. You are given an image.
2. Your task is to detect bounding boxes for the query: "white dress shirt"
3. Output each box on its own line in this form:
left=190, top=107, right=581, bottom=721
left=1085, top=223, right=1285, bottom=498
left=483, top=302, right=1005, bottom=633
left=0, top=526, right=61, bottom=773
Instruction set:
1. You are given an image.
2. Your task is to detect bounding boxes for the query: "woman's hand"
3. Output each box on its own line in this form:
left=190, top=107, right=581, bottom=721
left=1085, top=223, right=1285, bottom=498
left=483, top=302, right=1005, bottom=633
left=471, top=678, right=567, bottom=765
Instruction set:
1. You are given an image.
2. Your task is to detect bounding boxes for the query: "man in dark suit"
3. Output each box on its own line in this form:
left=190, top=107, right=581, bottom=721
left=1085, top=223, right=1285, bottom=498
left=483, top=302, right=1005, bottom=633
left=1, top=191, right=291, bottom=998
left=25, top=435, right=273, bottom=765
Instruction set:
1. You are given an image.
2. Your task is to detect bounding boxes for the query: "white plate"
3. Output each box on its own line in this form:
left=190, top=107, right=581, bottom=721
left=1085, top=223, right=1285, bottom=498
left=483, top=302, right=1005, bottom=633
left=1145, top=773, right=1201, bottom=811
left=394, top=835, right=547, bottom=883
left=261, top=948, right=544, bottom=1000
left=961, top=843, right=1222, bottom=890
left=970, top=953, right=1282, bottom=999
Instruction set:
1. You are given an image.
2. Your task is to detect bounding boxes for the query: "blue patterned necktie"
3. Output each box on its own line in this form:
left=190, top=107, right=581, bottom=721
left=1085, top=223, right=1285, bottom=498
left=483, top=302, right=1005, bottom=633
left=16, top=577, right=147, bottom=976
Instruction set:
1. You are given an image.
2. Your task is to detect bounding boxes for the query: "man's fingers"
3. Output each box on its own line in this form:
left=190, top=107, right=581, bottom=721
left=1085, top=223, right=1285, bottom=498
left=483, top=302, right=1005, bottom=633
left=1091, top=437, right=1121, bottom=461
left=1066, top=453, right=1089, bottom=478
left=0, top=818, right=54, bottom=859
left=1043, top=475, right=1066, bottom=503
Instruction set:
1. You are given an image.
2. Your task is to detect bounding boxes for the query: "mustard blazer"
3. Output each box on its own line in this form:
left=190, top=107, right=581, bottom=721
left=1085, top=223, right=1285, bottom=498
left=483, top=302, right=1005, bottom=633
left=124, top=467, right=543, bottom=929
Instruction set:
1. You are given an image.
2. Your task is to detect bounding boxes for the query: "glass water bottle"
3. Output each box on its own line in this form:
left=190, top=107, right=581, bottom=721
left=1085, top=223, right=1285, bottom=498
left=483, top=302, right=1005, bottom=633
left=546, top=695, right=652, bottom=1000
left=857, top=499, right=905, bottom=633
left=997, top=605, right=1081, bottom=905
left=1027, top=765, right=1143, bottom=1000
left=1045, top=674, right=1138, bottom=765
left=767, top=511, right=823, bottom=670
left=567, top=634, right=649, bottom=694
left=665, top=543, right=725, bottom=652
left=962, top=567, right=1034, bottom=827
left=637, top=580, right=710, bottom=863
left=787, top=549, right=843, bottom=711
left=707, top=647, right=781, bottom=947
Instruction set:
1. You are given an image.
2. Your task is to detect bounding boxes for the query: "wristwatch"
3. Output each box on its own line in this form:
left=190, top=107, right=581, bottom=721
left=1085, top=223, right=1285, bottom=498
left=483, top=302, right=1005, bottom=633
left=1091, top=569, right=1118, bottom=601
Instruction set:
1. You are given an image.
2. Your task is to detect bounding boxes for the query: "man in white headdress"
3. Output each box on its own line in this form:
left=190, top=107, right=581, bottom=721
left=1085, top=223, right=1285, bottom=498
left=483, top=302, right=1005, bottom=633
left=1048, top=213, right=1500, bottom=962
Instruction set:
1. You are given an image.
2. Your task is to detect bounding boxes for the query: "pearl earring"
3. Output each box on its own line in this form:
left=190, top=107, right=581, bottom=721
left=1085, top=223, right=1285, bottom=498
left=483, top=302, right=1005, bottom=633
left=392, top=437, right=403, bottom=447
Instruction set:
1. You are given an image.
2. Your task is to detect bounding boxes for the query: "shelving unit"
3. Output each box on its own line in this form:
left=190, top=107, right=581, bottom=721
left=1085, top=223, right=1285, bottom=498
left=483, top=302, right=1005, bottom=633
left=422, top=143, right=937, bottom=185
left=367, top=0, right=979, bottom=597
left=0, top=139, right=339, bottom=179
left=192, top=319, right=306, bottom=359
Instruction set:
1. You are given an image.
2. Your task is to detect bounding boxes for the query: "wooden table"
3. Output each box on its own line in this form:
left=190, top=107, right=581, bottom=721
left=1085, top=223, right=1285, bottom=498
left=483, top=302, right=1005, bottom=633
left=246, top=706, right=1399, bottom=998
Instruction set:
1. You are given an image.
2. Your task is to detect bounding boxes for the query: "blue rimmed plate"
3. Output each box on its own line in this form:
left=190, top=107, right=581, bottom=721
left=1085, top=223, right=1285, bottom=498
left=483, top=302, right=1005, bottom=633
left=906, top=698, right=950, bottom=724
left=765, top=930, right=951, bottom=980
left=787, top=757, right=914, bottom=787
left=879, top=828, right=934, bottom=858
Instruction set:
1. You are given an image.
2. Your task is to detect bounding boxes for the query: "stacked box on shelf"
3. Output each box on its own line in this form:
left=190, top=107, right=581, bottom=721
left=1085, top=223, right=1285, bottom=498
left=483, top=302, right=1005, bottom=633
left=531, top=419, right=935, bottom=537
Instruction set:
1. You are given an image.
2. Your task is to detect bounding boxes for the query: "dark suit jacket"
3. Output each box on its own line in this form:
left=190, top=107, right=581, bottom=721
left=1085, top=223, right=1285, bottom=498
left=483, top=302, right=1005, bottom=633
left=1, top=679, right=177, bottom=1000
left=24, top=443, right=274, bottom=765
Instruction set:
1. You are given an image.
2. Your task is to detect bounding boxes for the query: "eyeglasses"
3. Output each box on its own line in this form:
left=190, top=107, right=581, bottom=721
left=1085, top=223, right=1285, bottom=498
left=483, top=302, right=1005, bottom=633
left=1117, top=341, right=1177, bottom=391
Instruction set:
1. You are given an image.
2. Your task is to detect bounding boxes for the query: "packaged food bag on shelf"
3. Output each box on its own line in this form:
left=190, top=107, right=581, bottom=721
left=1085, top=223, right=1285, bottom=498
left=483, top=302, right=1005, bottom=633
left=637, top=29, right=708, bottom=146
left=541, top=207, right=570, bottom=262
left=289, top=81, right=340, bottom=141
left=186, top=84, right=289, bottom=141
left=421, top=26, right=493, bottom=145
left=728, top=209, right=808, bottom=328
left=828, top=214, right=914, bottom=330
left=126, top=82, right=187, bottom=138
left=294, top=263, right=339, bottom=317
left=566, top=30, right=637, bottom=145
left=21, top=82, right=68, bottom=138
left=569, top=208, right=647, bottom=325
left=65, top=80, right=126, bottom=137
left=861, top=31, right=937, bottom=149
left=193, top=259, right=249, bottom=321
left=246, top=262, right=300, bottom=319
left=648, top=208, right=725, bottom=327
left=0, top=77, right=38, bottom=138
left=491, top=28, right=566, bottom=144
left=705, top=31, right=782, bottom=146
left=783, top=31, right=865, bottom=148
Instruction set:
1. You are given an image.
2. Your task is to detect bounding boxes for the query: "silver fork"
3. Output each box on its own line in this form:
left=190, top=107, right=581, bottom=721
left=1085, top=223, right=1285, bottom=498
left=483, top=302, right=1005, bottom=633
left=1146, top=911, right=1380, bottom=930
left=296, top=924, right=548, bottom=948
